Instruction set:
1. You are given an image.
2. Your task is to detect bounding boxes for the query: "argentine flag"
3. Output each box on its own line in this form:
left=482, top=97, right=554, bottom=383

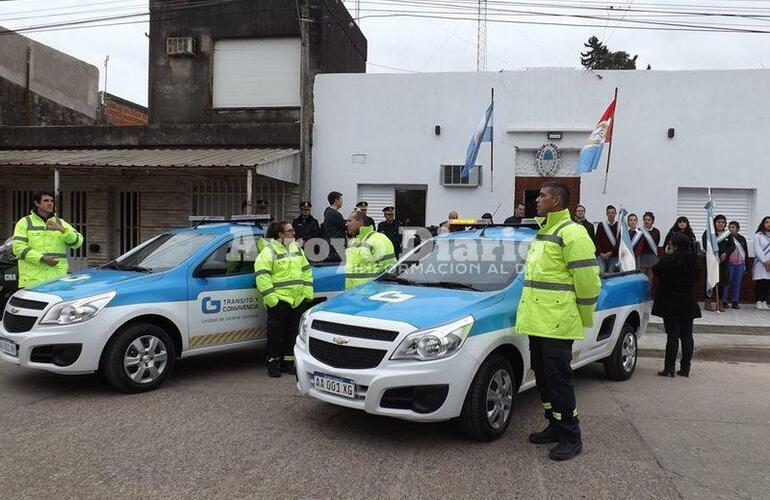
left=576, top=98, right=616, bottom=175
left=617, top=207, right=637, bottom=272
left=461, top=101, right=493, bottom=179
left=704, top=199, right=721, bottom=296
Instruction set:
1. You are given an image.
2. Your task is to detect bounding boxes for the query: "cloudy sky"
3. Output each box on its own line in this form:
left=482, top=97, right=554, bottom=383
left=3, top=0, right=770, bottom=106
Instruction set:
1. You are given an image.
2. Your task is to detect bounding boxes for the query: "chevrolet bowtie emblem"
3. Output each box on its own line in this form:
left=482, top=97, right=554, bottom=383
left=332, top=336, right=349, bottom=345
left=9, top=307, right=19, bottom=314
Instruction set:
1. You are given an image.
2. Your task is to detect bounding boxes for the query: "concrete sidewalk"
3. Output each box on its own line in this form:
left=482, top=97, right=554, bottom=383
left=639, top=332, right=770, bottom=363
left=648, top=301, right=770, bottom=335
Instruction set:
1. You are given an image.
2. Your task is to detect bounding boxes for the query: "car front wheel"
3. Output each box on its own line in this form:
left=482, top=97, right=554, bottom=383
left=459, top=354, right=517, bottom=441
left=102, top=323, right=175, bottom=393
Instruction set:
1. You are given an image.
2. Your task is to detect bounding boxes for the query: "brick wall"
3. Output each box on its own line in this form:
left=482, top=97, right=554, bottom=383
left=101, top=93, right=148, bottom=126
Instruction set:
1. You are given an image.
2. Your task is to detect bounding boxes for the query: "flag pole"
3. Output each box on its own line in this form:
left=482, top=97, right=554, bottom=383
left=601, top=87, right=618, bottom=194
left=490, top=87, right=495, bottom=193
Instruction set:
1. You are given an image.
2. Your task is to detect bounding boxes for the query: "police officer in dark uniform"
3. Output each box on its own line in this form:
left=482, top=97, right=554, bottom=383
left=292, top=201, right=321, bottom=245
left=377, top=206, right=402, bottom=257
left=355, top=201, right=376, bottom=229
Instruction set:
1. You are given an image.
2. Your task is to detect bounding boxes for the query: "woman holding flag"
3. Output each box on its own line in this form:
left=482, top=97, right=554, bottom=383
left=701, top=214, right=735, bottom=312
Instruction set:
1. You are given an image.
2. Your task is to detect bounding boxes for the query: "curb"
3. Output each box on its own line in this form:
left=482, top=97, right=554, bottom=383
left=639, top=347, right=770, bottom=364
left=647, top=323, right=770, bottom=336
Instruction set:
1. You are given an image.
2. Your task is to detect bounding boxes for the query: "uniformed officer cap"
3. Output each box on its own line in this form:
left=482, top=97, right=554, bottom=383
left=255, top=199, right=268, bottom=206
left=356, top=201, right=368, bottom=208
left=299, top=201, right=312, bottom=209
left=382, top=206, right=395, bottom=213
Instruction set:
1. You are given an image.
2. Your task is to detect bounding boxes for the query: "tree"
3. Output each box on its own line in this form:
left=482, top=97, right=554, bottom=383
left=580, top=36, right=638, bottom=70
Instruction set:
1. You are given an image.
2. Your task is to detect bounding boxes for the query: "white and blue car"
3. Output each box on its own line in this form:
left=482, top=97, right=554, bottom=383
left=295, top=225, right=652, bottom=441
left=0, top=219, right=344, bottom=392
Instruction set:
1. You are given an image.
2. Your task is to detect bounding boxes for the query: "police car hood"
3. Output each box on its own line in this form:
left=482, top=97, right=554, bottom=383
left=316, top=280, right=504, bottom=329
left=29, top=270, right=163, bottom=302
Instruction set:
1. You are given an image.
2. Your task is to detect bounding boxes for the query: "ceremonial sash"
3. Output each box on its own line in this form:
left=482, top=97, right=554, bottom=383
left=601, top=220, right=617, bottom=247
left=734, top=238, right=746, bottom=261
left=630, top=229, right=644, bottom=248
left=716, top=231, right=730, bottom=244
left=640, top=226, right=658, bottom=253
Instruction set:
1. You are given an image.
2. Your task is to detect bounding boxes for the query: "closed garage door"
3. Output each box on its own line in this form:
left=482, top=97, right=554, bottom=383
left=213, top=38, right=300, bottom=108
left=358, top=185, right=395, bottom=225
left=677, top=187, right=754, bottom=249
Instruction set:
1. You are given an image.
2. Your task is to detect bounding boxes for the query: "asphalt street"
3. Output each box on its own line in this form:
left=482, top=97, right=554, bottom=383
left=1, top=351, right=768, bottom=499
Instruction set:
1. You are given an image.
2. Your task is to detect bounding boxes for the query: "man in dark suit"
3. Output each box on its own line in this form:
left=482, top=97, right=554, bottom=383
left=573, top=204, right=596, bottom=242
left=322, top=191, right=346, bottom=262
left=292, top=201, right=321, bottom=245
left=504, top=203, right=526, bottom=224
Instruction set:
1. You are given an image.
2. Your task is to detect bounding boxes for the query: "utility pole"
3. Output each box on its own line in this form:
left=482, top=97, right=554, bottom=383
left=476, top=0, right=487, bottom=71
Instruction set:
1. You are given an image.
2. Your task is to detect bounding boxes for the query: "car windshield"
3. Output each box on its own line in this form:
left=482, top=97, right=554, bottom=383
left=378, top=238, right=528, bottom=292
left=104, top=232, right=216, bottom=273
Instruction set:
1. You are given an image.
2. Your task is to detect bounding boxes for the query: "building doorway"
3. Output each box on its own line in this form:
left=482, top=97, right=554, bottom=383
left=514, top=176, right=581, bottom=217
left=395, top=188, right=426, bottom=227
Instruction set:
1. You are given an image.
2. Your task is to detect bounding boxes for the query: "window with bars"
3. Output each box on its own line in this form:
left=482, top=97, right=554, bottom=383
left=119, top=192, right=141, bottom=256
left=66, top=191, right=87, bottom=259
left=192, top=178, right=290, bottom=220
left=12, top=190, right=34, bottom=222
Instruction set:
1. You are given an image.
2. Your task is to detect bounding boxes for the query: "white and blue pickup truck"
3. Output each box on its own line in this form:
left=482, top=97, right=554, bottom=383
left=294, top=224, right=652, bottom=441
left=0, top=218, right=344, bottom=392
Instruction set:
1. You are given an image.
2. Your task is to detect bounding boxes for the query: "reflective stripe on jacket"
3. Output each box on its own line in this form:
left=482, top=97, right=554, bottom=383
left=345, top=226, right=397, bottom=289
left=515, top=208, right=601, bottom=340
left=12, top=211, right=84, bottom=288
left=254, top=239, right=313, bottom=308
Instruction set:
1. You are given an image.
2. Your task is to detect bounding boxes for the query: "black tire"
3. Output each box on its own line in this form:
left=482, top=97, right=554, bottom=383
left=603, top=322, right=637, bottom=381
left=459, top=354, right=517, bottom=441
left=101, top=323, right=176, bottom=393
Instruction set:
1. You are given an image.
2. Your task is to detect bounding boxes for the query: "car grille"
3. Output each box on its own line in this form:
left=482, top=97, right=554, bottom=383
left=3, top=312, right=38, bottom=333
left=309, top=337, right=387, bottom=369
left=311, top=320, right=399, bottom=342
left=9, top=297, right=48, bottom=311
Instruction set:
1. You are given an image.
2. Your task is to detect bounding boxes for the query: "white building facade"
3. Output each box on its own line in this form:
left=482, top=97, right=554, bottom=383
left=311, top=69, right=769, bottom=250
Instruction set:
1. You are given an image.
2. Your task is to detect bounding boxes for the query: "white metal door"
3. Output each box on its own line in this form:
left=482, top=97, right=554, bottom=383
left=677, top=187, right=754, bottom=251
left=357, top=185, right=395, bottom=226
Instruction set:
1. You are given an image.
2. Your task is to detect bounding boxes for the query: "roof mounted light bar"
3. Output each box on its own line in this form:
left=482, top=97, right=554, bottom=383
left=188, top=214, right=273, bottom=226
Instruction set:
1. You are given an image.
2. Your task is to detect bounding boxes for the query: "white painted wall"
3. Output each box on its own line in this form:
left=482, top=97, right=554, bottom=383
left=311, top=68, right=770, bottom=238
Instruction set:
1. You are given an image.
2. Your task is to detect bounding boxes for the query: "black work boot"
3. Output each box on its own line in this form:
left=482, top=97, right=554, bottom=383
left=267, top=359, right=282, bottom=378
left=281, top=360, right=296, bottom=375
left=529, top=423, right=560, bottom=444
left=548, top=440, right=583, bottom=461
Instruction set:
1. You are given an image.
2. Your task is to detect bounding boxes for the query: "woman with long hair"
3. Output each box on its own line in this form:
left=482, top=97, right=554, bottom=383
left=639, top=211, right=661, bottom=280
left=723, top=221, right=749, bottom=309
left=652, top=232, right=701, bottom=378
left=663, top=216, right=697, bottom=253
left=753, top=216, right=770, bottom=310
left=701, top=214, right=735, bottom=312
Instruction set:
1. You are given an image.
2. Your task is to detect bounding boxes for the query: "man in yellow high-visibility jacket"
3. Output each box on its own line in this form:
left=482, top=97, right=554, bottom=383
left=515, top=181, right=600, bottom=462
left=344, top=211, right=396, bottom=289
left=254, top=220, right=313, bottom=377
left=12, top=191, right=84, bottom=288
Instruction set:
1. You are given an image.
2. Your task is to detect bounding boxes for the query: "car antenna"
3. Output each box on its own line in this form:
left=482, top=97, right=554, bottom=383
left=192, top=216, right=207, bottom=229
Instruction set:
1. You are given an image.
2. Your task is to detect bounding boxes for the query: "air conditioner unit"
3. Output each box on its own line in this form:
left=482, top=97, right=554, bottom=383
left=167, top=37, right=198, bottom=56
left=440, top=164, right=481, bottom=187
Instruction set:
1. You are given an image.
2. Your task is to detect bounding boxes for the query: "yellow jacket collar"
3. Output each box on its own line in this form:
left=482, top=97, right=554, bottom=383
left=535, top=209, right=572, bottom=229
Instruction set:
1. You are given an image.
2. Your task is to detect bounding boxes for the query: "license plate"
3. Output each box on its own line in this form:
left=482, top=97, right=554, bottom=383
left=313, top=372, right=355, bottom=399
left=0, top=337, right=17, bottom=357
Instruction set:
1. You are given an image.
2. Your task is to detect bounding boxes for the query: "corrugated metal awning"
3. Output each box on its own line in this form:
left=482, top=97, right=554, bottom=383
left=0, top=148, right=300, bottom=184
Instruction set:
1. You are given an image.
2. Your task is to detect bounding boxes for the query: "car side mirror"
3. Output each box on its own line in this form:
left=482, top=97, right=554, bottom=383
left=195, top=261, right=227, bottom=278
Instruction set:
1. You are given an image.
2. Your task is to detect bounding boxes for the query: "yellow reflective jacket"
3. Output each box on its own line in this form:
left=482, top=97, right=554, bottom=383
left=254, top=239, right=313, bottom=308
left=515, top=208, right=601, bottom=340
left=345, top=226, right=397, bottom=289
left=12, top=211, right=84, bottom=288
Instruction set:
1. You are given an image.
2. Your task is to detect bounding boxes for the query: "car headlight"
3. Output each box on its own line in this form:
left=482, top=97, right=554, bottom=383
left=298, top=307, right=315, bottom=344
left=40, top=291, right=116, bottom=326
left=391, top=316, right=474, bottom=361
